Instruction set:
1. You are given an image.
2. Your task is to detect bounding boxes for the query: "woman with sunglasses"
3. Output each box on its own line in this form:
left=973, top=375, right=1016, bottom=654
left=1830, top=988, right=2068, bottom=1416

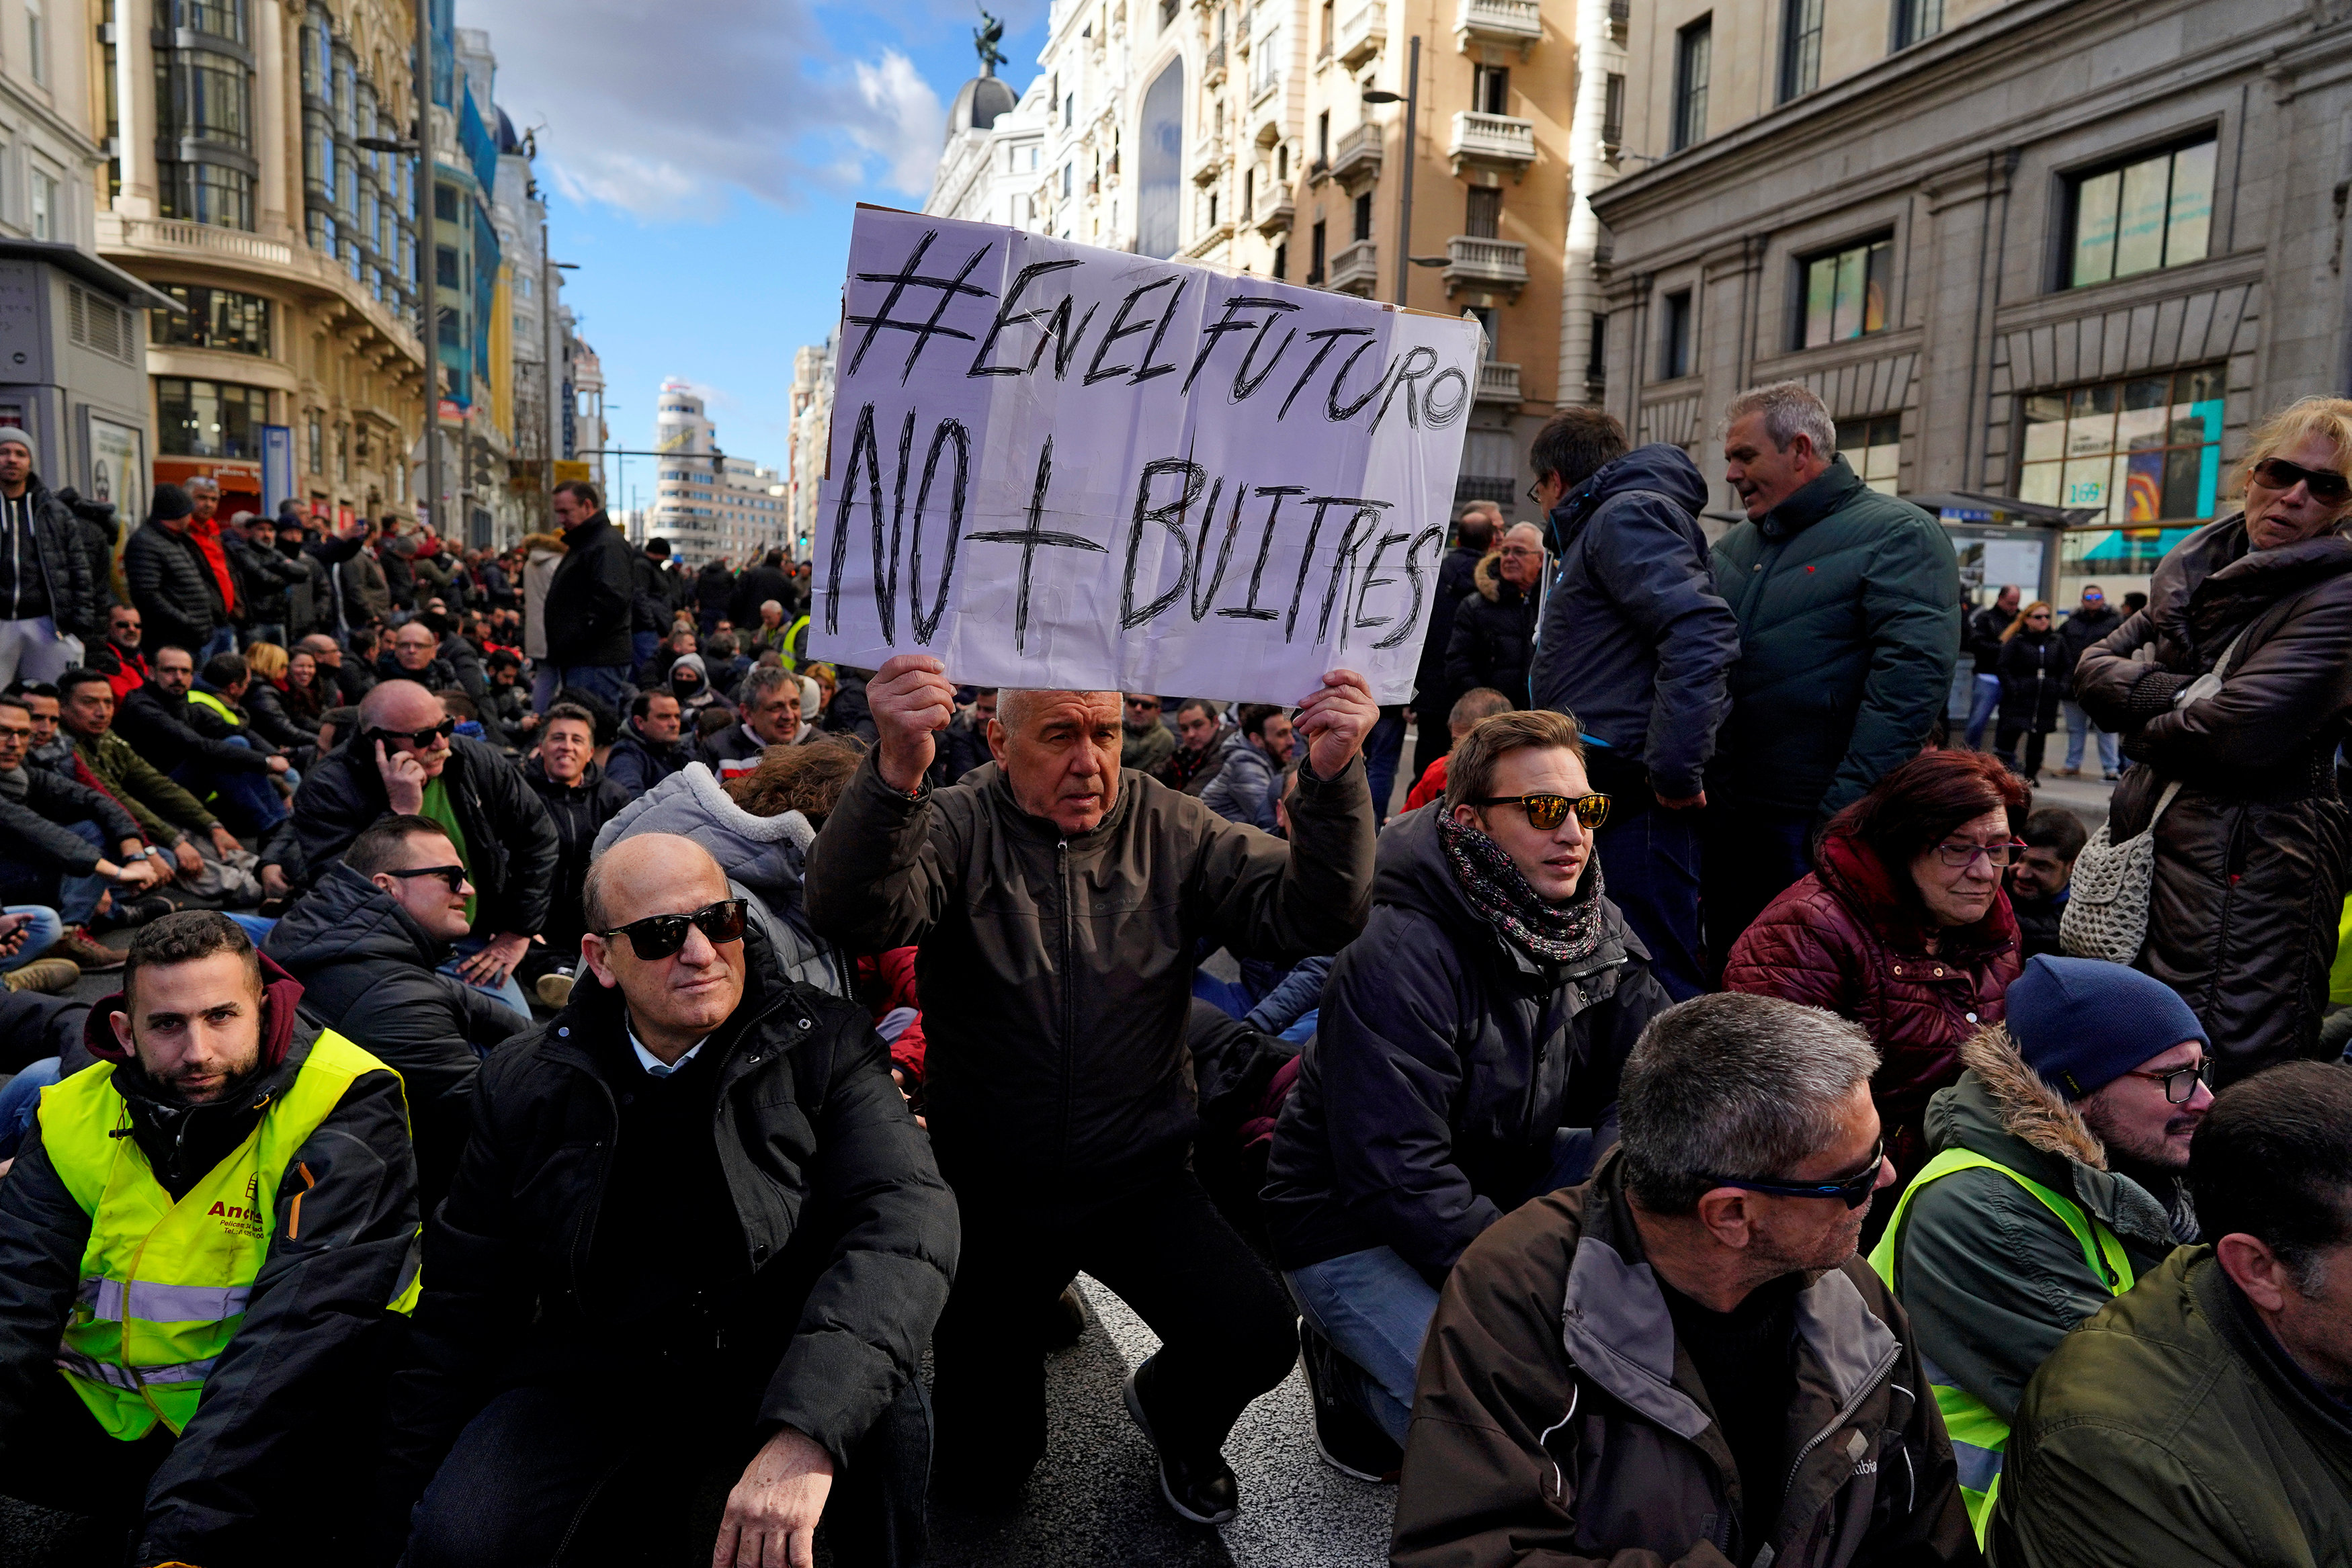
left=1992, top=600, right=2062, bottom=781
left=1263, top=707, right=1675, bottom=1478
left=1724, top=749, right=2030, bottom=1238
left=2073, top=396, right=2352, bottom=1082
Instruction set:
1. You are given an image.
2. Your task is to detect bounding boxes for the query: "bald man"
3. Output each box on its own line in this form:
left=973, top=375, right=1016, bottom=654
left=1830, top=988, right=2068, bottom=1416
left=385, top=835, right=955, bottom=1568
left=806, top=654, right=1378, bottom=1524
left=288, top=679, right=556, bottom=1014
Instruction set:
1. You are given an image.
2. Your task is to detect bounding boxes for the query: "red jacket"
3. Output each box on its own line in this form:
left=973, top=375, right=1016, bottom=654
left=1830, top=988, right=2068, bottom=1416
left=855, top=946, right=926, bottom=1086
left=190, top=517, right=237, bottom=619
left=1722, top=830, right=2020, bottom=1181
left=1404, top=754, right=1449, bottom=812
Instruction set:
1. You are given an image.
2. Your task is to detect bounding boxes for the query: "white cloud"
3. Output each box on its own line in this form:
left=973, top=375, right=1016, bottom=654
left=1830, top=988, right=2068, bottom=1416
left=459, top=0, right=950, bottom=220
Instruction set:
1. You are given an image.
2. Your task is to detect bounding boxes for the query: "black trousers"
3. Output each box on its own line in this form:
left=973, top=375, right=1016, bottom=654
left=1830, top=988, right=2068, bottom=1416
left=931, top=1166, right=1297, bottom=1489
left=1701, top=801, right=1818, bottom=983
left=402, top=1379, right=930, bottom=1568
left=1996, top=725, right=2048, bottom=779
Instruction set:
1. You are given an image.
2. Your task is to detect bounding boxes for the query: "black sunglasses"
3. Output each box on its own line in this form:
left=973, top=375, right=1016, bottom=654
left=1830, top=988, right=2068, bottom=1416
left=382, top=864, right=466, bottom=893
left=2252, top=456, right=2352, bottom=503
left=597, top=898, right=749, bottom=959
left=1465, top=791, right=1611, bottom=831
left=1706, top=1138, right=1887, bottom=1210
left=366, top=718, right=456, bottom=750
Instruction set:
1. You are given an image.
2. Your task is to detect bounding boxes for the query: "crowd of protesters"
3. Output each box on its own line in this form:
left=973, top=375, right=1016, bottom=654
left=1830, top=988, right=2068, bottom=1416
left=0, top=378, right=2345, bottom=1568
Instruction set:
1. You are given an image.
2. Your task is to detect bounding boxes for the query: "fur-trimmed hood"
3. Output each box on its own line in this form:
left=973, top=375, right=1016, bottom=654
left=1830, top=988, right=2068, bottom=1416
left=1472, top=549, right=1517, bottom=604
left=1949, top=1024, right=2105, bottom=1168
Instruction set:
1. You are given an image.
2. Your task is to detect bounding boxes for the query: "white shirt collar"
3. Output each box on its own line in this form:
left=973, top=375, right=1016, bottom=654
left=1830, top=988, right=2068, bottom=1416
left=626, top=1018, right=707, bottom=1079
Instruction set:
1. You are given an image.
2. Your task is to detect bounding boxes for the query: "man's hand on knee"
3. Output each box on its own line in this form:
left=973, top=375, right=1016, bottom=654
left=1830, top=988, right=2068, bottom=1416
left=712, top=1425, right=834, bottom=1568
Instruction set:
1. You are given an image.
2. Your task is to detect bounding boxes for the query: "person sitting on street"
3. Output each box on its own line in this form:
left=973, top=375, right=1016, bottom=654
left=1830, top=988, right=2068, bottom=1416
left=297, top=631, right=372, bottom=705
left=87, top=602, right=151, bottom=704
left=1992, top=1060, right=2352, bottom=1565
left=0, top=912, right=421, bottom=1567
left=290, top=678, right=556, bottom=1017
left=261, top=816, right=530, bottom=1209
left=605, top=687, right=691, bottom=793
left=381, top=835, right=956, bottom=1568
left=521, top=702, right=630, bottom=1007
left=0, top=690, right=159, bottom=971
left=115, top=644, right=290, bottom=834
left=238, top=642, right=321, bottom=752
left=476, top=648, right=532, bottom=750
left=1202, top=703, right=1294, bottom=832
left=1154, top=696, right=1230, bottom=795
left=55, top=666, right=251, bottom=896
left=1402, top=686, right=1514, bottom=811
left=1391, top=991, right=1975, bottom=1568
left=698, top=662, right=802, bottom=779
left=1264, top=708, right=1675, bottom=1480
left=2007, top=808, right=2085, bottom=961
left=1869, top=955, right=2213, bottom=1542
left=1121, top=693, right=1177, bottom=775
left=806, top=658, right=1378, bottom=1525
left=376, top=619, right=460, bottom=691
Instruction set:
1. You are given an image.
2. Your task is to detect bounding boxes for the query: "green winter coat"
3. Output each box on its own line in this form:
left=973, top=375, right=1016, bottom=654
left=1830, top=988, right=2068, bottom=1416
left=1990, top=1246, right=2352, bottom=1567
left=1710, top=454, right=1961, bottom=817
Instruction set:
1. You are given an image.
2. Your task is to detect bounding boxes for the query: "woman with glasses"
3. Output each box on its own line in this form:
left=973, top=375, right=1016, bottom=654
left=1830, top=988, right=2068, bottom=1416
left=2072, top=396, right=2352, bottom=1082
left=1993, top=601, right=2062, bottom=780
left=1724, top=749, right=2031, bottom=1234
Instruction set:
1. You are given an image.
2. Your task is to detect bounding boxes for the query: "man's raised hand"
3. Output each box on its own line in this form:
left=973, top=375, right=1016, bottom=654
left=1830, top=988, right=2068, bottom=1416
left=870, top=654, right=958, bottom=794
left=1294, top=668, right=1380, bottom=782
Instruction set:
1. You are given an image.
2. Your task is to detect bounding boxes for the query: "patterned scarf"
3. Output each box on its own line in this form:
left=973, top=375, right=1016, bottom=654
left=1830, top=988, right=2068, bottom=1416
left=1437, top=812, right=1607, bottom=963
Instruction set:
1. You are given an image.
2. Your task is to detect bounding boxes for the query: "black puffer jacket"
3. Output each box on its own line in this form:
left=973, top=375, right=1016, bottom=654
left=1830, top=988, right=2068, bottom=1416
left=116, top=679, right=274, bottom=775
left=0, top=763, right=142, bottom=870
left=124, top=517, right=222, bottom=652
left=1445, top=552, right=1538, bottom=706
left=1997, top=627, right=2062, bottom=735
left=261, top=863, right=529, bottom=1204
left=524, top=754, right=630, bottom=954
left=542, top=512, right=635, bottom=668
left=2055, top=603, right=2121, bottom=693
left=228, top=531, right=305, bottom=629
left=1, top=476, right=100, bottom=636
left=290, top=732, right=559, bottom=938
left=378, top=936, right=958, bottom=1502
left=1261, top=805, right=1673, bottom=1275
left=1412, top=541, right=1486, bottom=709
left=2074, top=515, right=2352, bottom=1078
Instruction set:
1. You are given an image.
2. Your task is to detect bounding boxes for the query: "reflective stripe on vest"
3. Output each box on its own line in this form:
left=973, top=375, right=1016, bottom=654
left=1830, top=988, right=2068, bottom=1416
left=38, top=1029, right=418, bottom=1441
left=183, top=688, right=242, bottom=731
left=1867, top=1146, right=2136, bottom=1544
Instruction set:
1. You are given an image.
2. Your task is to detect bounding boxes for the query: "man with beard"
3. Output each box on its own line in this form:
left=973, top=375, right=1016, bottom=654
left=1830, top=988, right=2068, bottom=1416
left=88, top=602, right=150, bottom=703
left=1392, top=991, right=1974, bottom=1568
left=1867, top=955, right=2212, bottom=1543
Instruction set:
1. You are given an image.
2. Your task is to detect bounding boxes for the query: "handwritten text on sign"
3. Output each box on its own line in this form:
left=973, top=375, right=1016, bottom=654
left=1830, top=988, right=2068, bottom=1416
left=810, top=206, right=1482, bottom=704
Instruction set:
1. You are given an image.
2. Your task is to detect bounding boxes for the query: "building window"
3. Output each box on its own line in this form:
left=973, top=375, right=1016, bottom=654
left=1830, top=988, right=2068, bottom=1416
left=24, top=0, right=43, bottom=87
left=436, top=245, right=459, bottom=288
left=1837, top=415, right=1902, bottom=493
left=166, top=0, right=247, bottom=44
left=159, top=163, right=253, bottom=230
left=1465, top=186, right=1501, bottom=238
left=1673, top=19, right=1711, bottom=153
left=1309, top=218, right=1327, bottom=284
left=1587, top=312, right=1608, bottom=382
left=28, top=171, right=55, bottom=241
left=1456, top=430, right=1517, bottom=504
left=1892, top=0, right=1943, bottom=49
left=1353, top=191, right=1372, bottom=242
left=1779, top=0, right=1822, bottom=101
left=159, top=48, right=252, bottom=150
left=433, top=182, right=457, bottom=222
left=2019, top=366, right=2224, bottom=530
left=1602, top=73, right=1625, bottom=148
left=1317, top=111, right=1330, bottom=164
left=437, top=305, right=460, bottom=347
left=149, top=284, right=270, bottom=355
left=1253, top=13, right=1282, bottom=97
left=1472, top=65, right=1509, bottom=116
left=2065, top=137, right=2216, bottom=290
left=1273, top=241, right=1288, bottom=279
left=156, top=376, right=269, bottom=458
left=306, top=409, right=323, bottom=473
left=1659, top=289, right=1693, bottom=379
left=1800, top=236, right=1893, bottom=347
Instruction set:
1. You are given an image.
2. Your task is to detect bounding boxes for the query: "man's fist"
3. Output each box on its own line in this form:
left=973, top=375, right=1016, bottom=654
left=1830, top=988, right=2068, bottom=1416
left=1294, top=668, right=1379, bottom=783
left=869, top=654, right=958, bottom=794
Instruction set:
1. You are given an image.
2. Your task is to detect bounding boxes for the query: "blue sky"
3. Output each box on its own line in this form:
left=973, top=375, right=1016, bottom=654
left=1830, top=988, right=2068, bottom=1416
left=456, top=0, right=1052, bottom=511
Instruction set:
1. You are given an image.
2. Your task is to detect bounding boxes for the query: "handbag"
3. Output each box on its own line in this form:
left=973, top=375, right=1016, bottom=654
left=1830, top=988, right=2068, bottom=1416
left=2058, top=623, right=2251, bottom=963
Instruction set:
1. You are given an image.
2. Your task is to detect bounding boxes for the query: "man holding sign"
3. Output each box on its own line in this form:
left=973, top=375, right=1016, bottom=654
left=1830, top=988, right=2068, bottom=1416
left=806, top=652, right=1378, bottom=1524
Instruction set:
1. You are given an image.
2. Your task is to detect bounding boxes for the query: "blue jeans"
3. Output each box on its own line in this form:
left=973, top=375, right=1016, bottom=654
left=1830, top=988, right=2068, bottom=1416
left=554, top=664, right=632, bottom=709
left=199, top=624, right=237, bottom=663
left=1, top=906, right=63, bottom=971
left=440, top=934, right=532, bottom=1021
left=1593, top=798, right=1706, bottom=1002
left=1965, top=673, right=2001, bottom=750
left=530, top=663, right=562, bottom=714
left=0, top=1056, right=60, bottom=1161
left=172, top=736, right=288, bottom=834
left=2062, top=701, right=2119, bottom=773
left=1286, top=1247, right=1441, bottom=1446
left=1363, top=705, right=1407, bottom=826
left=0, top=820, right=106, bottom=924
left=632, top=629, right=662, bottom=669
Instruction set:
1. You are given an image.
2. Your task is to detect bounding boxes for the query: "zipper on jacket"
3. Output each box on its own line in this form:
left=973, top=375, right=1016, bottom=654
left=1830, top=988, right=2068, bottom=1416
left=1777, top=1334, right=1904, bottom=1530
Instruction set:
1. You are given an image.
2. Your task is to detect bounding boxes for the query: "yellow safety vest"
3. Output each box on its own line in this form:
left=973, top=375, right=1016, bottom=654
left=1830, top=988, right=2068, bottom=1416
left=37, top=1031, right=422, bottom=1440
left=183, top=688, right=242, bottom=732
left=780, top=615, right=810, bottom=672
left=1868, top=1147, right=2135, bottom=1544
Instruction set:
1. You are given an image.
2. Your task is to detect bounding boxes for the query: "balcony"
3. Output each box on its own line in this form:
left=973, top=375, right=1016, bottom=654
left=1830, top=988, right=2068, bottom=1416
left=1329, top=238, right=1379, bottom=295
left=1454, top=0, right=1541, bottom=54
left=1185, top=220, right=1236, bottom=260
left=1253, top=181, right=1296, bottom=236
left=1191, top=138, right=1224, bottom=185
left=1442, top=234, right=1529, bottom=299
left=1205, top=38, right=1226, bottom=85
left=1607, top=0, right=1630, bottom=38
left=1336, top=0, right=1386, bottom=68
left=1448, top=111, right=1536, bottom=177
left=1474, top=360, right=1523, bottom=404
left=1331, top=122, right=1383, bottom=191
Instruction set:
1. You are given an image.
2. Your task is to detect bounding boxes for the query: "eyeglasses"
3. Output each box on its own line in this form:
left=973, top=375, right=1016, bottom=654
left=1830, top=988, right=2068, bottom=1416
left=2123, top=1058, right=2214, bottom=1104
left=1465, top=792, right=1611, bottom=831
left=383, top=864, right=467, bottom=893
left=1705, top=1138, right=1887, bottom=1210
left=2251, top=456, right=2352, bottom=503
left=1525, top=480, right=1543, bottom=505
left=1498, top=545, right=1544, bottom=559
left=366, top=719, right=456, bottom=751
left=597, top=898, right=749, bottom=959
left=1932, top=838, right=2028, bottom=869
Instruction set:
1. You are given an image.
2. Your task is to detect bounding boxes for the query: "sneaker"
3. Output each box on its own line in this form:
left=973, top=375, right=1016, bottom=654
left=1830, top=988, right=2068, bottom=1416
left=52, top=926, right=124, bottom=971
left=1040, top=1281, right=1089, bottom=1350
left=1297, top=1318, right=1402, bottom=1483
left=535, top=970, right=575, bottom=1008
left=1122, top=1361, right=1240, bottom=1525
left=2103, top=770, right=2122, bottom=781
left=2057, top=766, right=2081, bottom=777
left=2, top=958, right=79, bottom=994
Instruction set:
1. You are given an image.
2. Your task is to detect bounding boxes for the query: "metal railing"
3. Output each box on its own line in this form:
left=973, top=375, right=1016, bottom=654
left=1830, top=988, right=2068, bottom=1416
left=1456, top=0, right=1541, bottom=44
left=1329, top=238, right=1379, bottom=294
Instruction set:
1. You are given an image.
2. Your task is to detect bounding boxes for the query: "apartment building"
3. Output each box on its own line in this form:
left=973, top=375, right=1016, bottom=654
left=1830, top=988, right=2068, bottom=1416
left=650, top=376, right=788, bottom=569
left=1591, top=0, right=2346, bottom=605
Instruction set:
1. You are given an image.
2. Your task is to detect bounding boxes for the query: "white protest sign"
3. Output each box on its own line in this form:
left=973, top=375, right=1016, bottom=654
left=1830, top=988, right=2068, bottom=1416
left=809, top=205, right=1482, bottom=704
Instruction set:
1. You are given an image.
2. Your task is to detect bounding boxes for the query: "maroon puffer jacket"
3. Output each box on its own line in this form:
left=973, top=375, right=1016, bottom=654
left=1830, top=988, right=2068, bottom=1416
left=1723, top=830, right=2021, bottom=1182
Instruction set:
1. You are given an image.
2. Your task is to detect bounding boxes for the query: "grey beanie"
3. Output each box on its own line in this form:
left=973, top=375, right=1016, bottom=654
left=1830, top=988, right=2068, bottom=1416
left=0, top=426, right=34, bottom=460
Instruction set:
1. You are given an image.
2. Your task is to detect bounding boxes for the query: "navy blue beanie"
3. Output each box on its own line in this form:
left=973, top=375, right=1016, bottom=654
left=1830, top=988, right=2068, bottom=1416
left=2004, top=955, right=2210, bottom=1100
